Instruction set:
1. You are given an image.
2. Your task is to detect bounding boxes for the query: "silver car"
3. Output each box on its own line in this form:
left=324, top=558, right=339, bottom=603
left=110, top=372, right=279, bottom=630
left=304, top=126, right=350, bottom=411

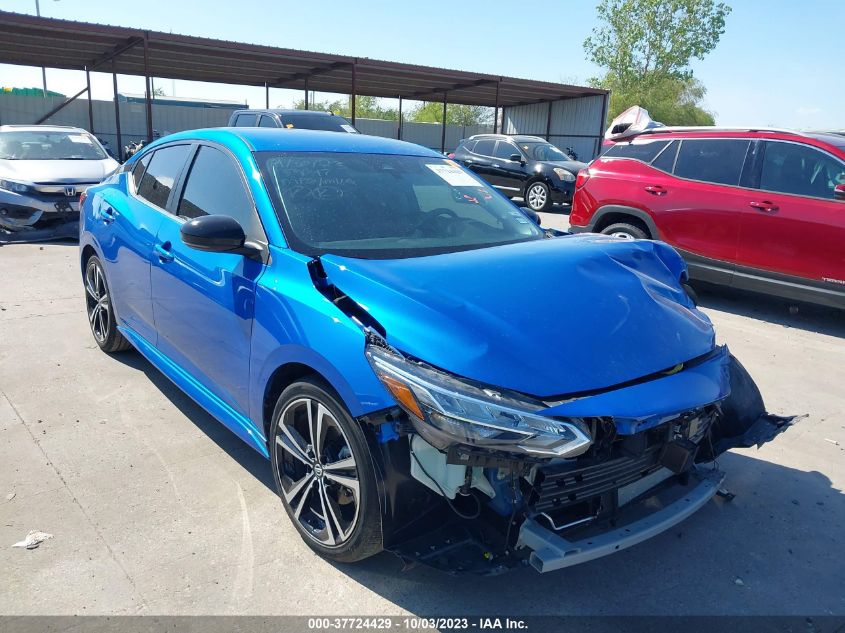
left=0, top=125, right=119, bottom=234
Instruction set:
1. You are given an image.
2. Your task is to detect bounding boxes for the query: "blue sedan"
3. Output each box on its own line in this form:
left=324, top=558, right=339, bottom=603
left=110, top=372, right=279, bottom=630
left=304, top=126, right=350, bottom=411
left=79, top=128, right=795, bottom=573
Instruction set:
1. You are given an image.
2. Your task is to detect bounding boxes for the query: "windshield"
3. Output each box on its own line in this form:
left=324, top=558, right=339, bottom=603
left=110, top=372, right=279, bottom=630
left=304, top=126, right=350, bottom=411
left=519, top=142, right=572, bottom=161
left=0, top=130, right=108, bottom=160
left=258, top=152, right=543, bottom=259
left=278, top=113, right=358, bottom=133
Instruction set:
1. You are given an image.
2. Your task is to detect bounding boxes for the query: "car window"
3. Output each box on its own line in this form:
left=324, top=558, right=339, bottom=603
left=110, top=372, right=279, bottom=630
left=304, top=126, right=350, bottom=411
left=136, top=145, right=191, bottom=209
left=279, top=112, right=357, bottom=133
left=673, top=139, right=751, bottom=186
left=759, top=141, right=845, bottom=200
left=520, top=142, right=573, bottom=161
left=177, top=145, right=264, bottom=242
left=460, top=140, right=477, bottom=153
left=473, top=139, right=495, bottom=157
left=0, top=129, right=107, bottom=160
left=650, top=140, right=679, bottom=173
left=494, top=141, right=520, bottom=160
left=234, top=113, right=257, bottom=127
left=130, top=153, right=152, bottom=191
left=259, top=115, right=278, bottom=128
left=258, top=152, right=542, bottom=259
left=603, top=139, right=670, bottom=163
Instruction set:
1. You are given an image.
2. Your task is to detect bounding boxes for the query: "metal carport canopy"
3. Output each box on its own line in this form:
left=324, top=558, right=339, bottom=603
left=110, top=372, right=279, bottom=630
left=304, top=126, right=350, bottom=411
left=0, top=11, right=607, bottom=108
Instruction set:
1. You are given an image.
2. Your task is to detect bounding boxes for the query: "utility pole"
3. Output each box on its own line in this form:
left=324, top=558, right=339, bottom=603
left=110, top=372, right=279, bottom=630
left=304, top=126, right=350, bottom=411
left=35, top=0, right=48, bottom=97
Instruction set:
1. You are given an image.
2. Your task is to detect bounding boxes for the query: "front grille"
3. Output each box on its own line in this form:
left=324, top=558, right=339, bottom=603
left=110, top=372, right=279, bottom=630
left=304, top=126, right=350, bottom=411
left=531, top=444, right=663, bottom=514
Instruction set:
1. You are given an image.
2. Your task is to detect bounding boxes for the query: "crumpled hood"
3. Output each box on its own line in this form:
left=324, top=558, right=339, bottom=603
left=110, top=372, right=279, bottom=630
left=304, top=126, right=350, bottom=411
left=321, top=235, right=715, bottom=398
left=0, top=158, right=118, bottom=184
left=543, top=159, right=588, bottom=174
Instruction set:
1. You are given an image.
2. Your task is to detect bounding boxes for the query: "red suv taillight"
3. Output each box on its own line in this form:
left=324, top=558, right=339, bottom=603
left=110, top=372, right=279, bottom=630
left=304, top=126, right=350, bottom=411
left=575, top=168, right=591, bottom=190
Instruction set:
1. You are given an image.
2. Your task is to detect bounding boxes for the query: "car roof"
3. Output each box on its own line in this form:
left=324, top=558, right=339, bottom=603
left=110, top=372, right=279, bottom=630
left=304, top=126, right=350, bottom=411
left=155, top=127, right=442, bottom=156
left=233, top=109, right=340, bottom=117
left=616, top=127, right=845, bottom=153
left=467, top=133, right=547, bottom=143
left=0, top=124, right=88, bottom=133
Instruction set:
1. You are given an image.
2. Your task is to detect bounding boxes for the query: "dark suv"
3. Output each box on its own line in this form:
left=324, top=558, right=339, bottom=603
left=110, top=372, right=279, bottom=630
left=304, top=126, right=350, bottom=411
left=451, top=134, right=586, bottom=212
left=569, top=127, right=845, bottom=309
left=228, top=109, right=358, bottom=133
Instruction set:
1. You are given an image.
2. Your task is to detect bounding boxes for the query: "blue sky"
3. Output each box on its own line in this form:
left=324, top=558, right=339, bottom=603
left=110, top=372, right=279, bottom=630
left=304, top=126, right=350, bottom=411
left=1, top=0, right=842, bottom=129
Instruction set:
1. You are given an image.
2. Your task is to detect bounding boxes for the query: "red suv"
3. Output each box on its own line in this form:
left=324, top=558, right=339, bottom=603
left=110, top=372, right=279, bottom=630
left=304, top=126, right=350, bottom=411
left=569, top=128, right=845, bottom=309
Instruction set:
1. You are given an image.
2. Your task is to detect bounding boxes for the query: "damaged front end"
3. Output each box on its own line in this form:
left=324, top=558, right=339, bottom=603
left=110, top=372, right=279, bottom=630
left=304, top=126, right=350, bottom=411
left=0, top=182, right=87, bottom=243
left=361, top=338, right=796, bottom=574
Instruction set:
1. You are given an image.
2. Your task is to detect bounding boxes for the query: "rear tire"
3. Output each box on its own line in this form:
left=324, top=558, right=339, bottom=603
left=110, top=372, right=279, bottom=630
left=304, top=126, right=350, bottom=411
left=601, top=222, right=648, bottom=240
left=84, top=256, right=132, bottom=353
left=269, top=377, right=383, bottom=563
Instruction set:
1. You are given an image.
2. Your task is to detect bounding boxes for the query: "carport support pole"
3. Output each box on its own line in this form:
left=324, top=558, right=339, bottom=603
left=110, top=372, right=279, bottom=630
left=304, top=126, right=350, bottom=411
left=440, top=93, right=447, bottom=154
left=304, top=77, right=309, bottom=110
left=112, top=60, right=122, bottom=161
left=143, top=35, right=153, bottom=143
left=493, top=80, right=500, bottom=134
left=545, top=100, right=553, bottom=141
left=85, top=67, right=94, bottom=134
left=397, top=96, right=403, bottom=140
left=265, top=83, right=269, bottom=109
left=350, top=62, right=357, bottom=125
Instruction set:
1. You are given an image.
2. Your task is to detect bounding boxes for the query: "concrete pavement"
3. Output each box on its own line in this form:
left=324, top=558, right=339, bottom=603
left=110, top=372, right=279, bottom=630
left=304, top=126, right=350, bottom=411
left=1, top=225, right=843, bottom=615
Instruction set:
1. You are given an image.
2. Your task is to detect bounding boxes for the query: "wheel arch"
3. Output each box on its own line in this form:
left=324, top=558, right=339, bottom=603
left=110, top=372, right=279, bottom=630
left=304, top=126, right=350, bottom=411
left=261, top=361, right=348, bottom=443
left=590, top=205, right=660, bottom=239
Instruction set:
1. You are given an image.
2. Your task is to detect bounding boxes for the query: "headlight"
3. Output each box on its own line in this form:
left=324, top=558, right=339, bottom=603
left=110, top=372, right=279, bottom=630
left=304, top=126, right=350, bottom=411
left=0, top=179, right=32, bottom=194
left=366, top=344, right=592, bottom=458
left=552, top=168, right=575, bottom=182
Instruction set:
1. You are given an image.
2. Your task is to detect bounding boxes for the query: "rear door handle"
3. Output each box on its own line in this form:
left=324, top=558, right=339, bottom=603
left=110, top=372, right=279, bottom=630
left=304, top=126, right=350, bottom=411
left=644, top=185, right=667, bottom=195
left=749, top=201, right=779, bottom=213
left=154, top=242, right=174, bottom=263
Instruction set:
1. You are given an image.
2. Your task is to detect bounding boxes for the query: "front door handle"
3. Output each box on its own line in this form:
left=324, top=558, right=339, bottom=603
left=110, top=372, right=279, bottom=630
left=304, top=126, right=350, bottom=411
left=644, top=185, right=667, bottom=195
left=101, top=206, right=119, bottom=224
left=749, top=201, right=779, bottom=213
left=154, top=242, right=174, bottom=263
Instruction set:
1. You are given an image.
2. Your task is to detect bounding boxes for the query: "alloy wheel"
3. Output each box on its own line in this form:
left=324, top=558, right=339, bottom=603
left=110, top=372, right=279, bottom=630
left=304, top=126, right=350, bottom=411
left=527, top=184, right=547, bottom=210
left=85, top=261, right=110, bottom=343
left=609, top=231, right=636, bottom=239
left=274, top=397, right=361, bottom=547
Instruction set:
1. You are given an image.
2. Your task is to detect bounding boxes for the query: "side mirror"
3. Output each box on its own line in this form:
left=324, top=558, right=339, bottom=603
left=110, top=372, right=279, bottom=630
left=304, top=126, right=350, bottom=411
left=509, top=153, right=524, bottom=163
left=522, top=207, right=541, bottom=226
left=835, top=184, right=845, bottom=201
left=180, top=215, right=262, bottom=259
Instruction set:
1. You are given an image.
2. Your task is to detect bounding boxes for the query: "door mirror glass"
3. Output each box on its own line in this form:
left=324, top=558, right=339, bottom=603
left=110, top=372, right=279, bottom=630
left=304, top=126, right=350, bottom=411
left=509, top=153, right=523, bottom=163
left=835, top=183, right=845, bottom=201
left=180, top=214, right=246, bottom=253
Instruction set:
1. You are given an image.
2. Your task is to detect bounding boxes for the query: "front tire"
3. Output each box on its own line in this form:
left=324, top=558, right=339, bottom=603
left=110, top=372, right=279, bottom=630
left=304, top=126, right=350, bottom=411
left=84, top=256, right=132, bottom=353
left=269, top=377, right=383, bottom=563
left=525, top=181, right=552, bottom=212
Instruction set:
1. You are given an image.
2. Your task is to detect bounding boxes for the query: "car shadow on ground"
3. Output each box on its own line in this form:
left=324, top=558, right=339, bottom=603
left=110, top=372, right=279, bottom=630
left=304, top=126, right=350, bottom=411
left=108, top=349, right=844, bottom=615
left=328, top=452, right=844, bottom=616
left=693, top=282, right=845, bottom=339
left=109, top=350, right=277, bottom=493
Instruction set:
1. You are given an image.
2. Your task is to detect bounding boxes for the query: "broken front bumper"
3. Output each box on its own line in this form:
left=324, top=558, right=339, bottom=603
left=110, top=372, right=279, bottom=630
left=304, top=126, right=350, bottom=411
left=0, top=188, right=83, bottom=242
left=517, top=467, right=724, bottom=572
left=0, top=188, right=80, bottom=229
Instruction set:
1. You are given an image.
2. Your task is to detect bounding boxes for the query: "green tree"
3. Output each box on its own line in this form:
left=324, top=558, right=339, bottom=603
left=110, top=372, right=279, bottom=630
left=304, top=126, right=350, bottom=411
left=584, top=0, right=731, bottom=124
left=408, top=102, right=492, bottom=126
